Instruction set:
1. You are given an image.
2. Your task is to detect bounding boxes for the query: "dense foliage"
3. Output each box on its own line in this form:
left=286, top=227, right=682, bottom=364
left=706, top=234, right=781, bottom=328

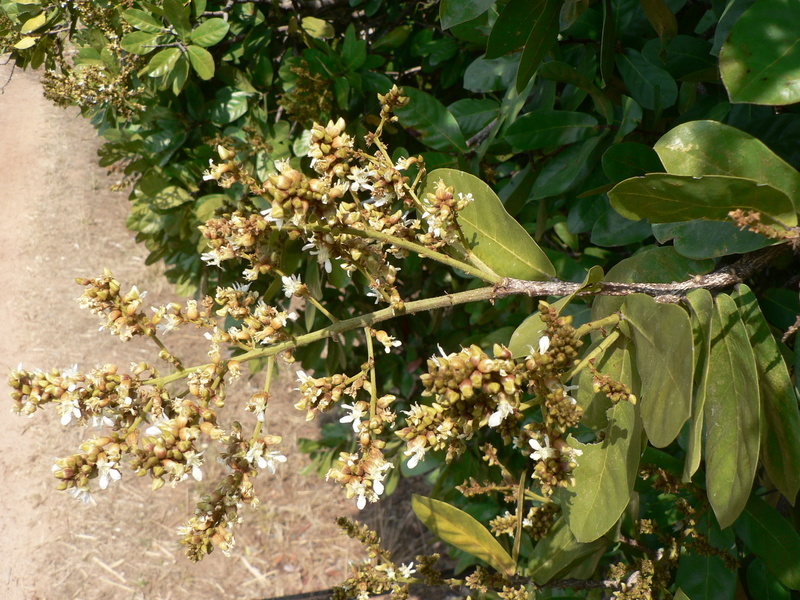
left=3, top=0, right=800, bottom=598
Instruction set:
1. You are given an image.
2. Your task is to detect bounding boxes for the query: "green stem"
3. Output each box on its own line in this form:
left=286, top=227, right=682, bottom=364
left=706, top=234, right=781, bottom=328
left=299, top=224, right=500, bottom=283
left=143, top=285, right=499, bottom=387
left=364, top=328, right=378, bottom=418
left=574, top=312, right=622, bottom=338
left=564, top=329, right=621, bottom=382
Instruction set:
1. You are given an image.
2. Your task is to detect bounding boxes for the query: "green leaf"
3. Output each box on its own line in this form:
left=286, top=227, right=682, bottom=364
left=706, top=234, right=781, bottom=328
left=464, top=54, right=519, bottom=93
left=609, top=174, right=797, bottom=226
left=675, top=513, right=737, bottom=599
left=533, top=135, right=604, bottom=199
left=747, top=559, right=792, bottom=600
left=559, top=401, right=641, bottom=542
left=423, top=169, right=555, bottom=280
left=412, top=494, right=516, bottom=576
left=732, top=284, right=800, bottom=504
left=719, top=0, right=800, bottom=105
left=640, top=0, right=677, bottom=41
left=704, top=293, right=760, bottom=529
left=122, top=8, right=163, bottom=33
left=652, top=221, right=774, bottom=260
left=395, top=88, right=468, bottom=153
left=576, top=337, right=637, bottom=429
left=486, top=0, right=543, bottom=59
left=527, top=517, right=608, bottom=584
left=623, top=294, right=693, bottom=448
left=516, top=0, right=562, bottom=91
left=734, top=496, right=800, bottom=590
left=144, top=48, right=181, bottom=78
left=208, top=88, right=251, bottom=124
left=504, top=109, right=598, bottom=151
left=121, top=31, right=161, bottom=55
left=539, top=61, right=614, bottom=124
left=440, top=0, right=495, bottom=29
left=616, top=49, right=678, bottom=110
left=13, top=36, right=38, bottom=50
left=20, top=12, right=46, bottom=34
left=186, top=45, right=214, bottom=79
left=601, top=142, right=664, bottom=182
left=190, top=17, right=229, bottom=47
left=342, top=24, right=367, bottom=71
left=654, top=120, right=800, bottom=211
left=683, top=288, right=713, bottom=482
left=163, top=0, right=191, bottom=39
left=151, top=185, right=193, bottom=210
left=301, top=16, right=334, bottom=39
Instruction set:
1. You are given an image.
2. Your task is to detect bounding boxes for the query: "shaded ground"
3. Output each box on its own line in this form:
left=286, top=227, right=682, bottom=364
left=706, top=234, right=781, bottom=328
left=0, top=63, right=435, bottom=600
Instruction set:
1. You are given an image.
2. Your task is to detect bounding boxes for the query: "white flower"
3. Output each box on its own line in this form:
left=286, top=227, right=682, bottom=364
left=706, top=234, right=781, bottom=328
left=183, top=451, right=204, bottom=481
left=59, top=397, right=82, bottom=426
left=398, top=562, right=416, bottom=578
left=488, top=400, right=514, bottom=428
left=68, top=485, right=96, bottom=506
left=246, top=442, right=288, bottom=474
left=538, top=334, right=550, bottom=354
left=404, top=444, right=427, bottom=469
left=96, top=456, right=121, bottom=490
left=339, top=402, right=366, bottom=432
left=395, top=157, right=411, bottom=170
left=281, top=274, right=304, bottom=297
left=529, top=434, right=556, bottom=461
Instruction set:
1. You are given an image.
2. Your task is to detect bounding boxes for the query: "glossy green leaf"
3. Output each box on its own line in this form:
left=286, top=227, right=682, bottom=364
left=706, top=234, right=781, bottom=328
left=463, top=55, right=519, bottom=93
left=186, top=45, right=214, bottom=79
left=704, top=293, right=760, bottom=529
left=734, top=496, right=800, bottom=590
left=151, top=186, right=193, bottom=211
left=423, top=169, right=555, bottom=280
left=504, top=110, right=598, bottom=151
left=719, top=0, right=800, bottom=105
left=527, top=517, right=608, bottom=584
left=609, top=174, right=797, bottom=226
left=342, top=24, right=367, bottom=71
left=711, top=0, right=756, bottom=57
left=675, top=513, right=737, bottom=600
left=533, top=135, right=604, bottom=199
left=747, top=558, right=792, bottom=600
left=732, top=284, right=800, bottom=504
left=301, top=16, right=334, bottom=39
left=652, top=221, right=773, bottom=260
left=516, top=0, right=562, bottom=91
left=590, top=203, right=653, bottom=247
left=640, top=0, right=677, bottom=41
left=13, top=37, right=38, bottom=50
left=145, top=48, right=181, bottom=78
left=601, top=142, right=664, bottom=183
left=683, top=288, right=713, bottom=482
left=412, top=494, right=516, bottom=575
left=163, top=0, right=191, bottom=39
left=616, top=49, right=678, bottom=110
left=190, top=18, right=229, bottom=47
left=559, top=401, right=641, bottom=542
left=208, top=88, right=251, bottom=124
left=486, top=0, right=543, bottom=59
left=440, top=0, right=495, bottom=29
left=20, top=12, right=45, bottom=34
left=623, top=294, right=693, bottom=448
left=395, top=88, right=468, bottom=153
left=122, top=8, right=163, bottom=33
left=654, top=120, right=800, bottom=210
left=121, top=31, right=161, bottom=55
left=539, top=61, right=614, bottom=124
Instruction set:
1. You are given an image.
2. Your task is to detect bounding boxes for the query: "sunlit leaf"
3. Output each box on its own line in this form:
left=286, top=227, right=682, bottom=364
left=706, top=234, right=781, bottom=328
left=623, top=294, right=693, bottom=448
left=144, top=48, right=181, bottom=78
left=609, top=174, right=797, bottom=226
left=704, top=293, right=760, bottom=529
left=412, top=495, right=516, bottom=575
left=190, top=18, right=230, bottom=48
left=122, top=8, right=163, bottom=34
left=187, top=45, right=214, bottom=80
left=719, top=0, right=800, bottom=105
left=396, top=88, right=468, bottom=153
left=559, top=401, right=641, bottom=542
left=732, top=284, right=800, bottom=504
left=734, top=496, right=800, bottom=590
left=121, top=31, right=161, bottom=55
left=422, top=169, right=555, bottom=280
left=654, top=120, right=800, bottom=211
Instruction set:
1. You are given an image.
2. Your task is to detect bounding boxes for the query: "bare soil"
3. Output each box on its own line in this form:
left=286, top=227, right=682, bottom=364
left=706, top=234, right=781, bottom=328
left=0, top=64, right=430, bottom=600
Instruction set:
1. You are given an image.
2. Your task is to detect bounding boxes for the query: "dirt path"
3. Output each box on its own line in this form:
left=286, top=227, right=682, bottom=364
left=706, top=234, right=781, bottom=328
left=0, top=65, right=375, bottom=600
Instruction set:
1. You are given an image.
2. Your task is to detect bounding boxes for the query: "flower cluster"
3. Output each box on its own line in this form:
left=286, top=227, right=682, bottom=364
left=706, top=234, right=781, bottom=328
left=76, top=269, right=153, bottom=341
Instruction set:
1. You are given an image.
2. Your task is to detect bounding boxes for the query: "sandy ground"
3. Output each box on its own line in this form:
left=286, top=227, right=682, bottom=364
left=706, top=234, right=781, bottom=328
left=0, top=64, right=395, bottom=600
